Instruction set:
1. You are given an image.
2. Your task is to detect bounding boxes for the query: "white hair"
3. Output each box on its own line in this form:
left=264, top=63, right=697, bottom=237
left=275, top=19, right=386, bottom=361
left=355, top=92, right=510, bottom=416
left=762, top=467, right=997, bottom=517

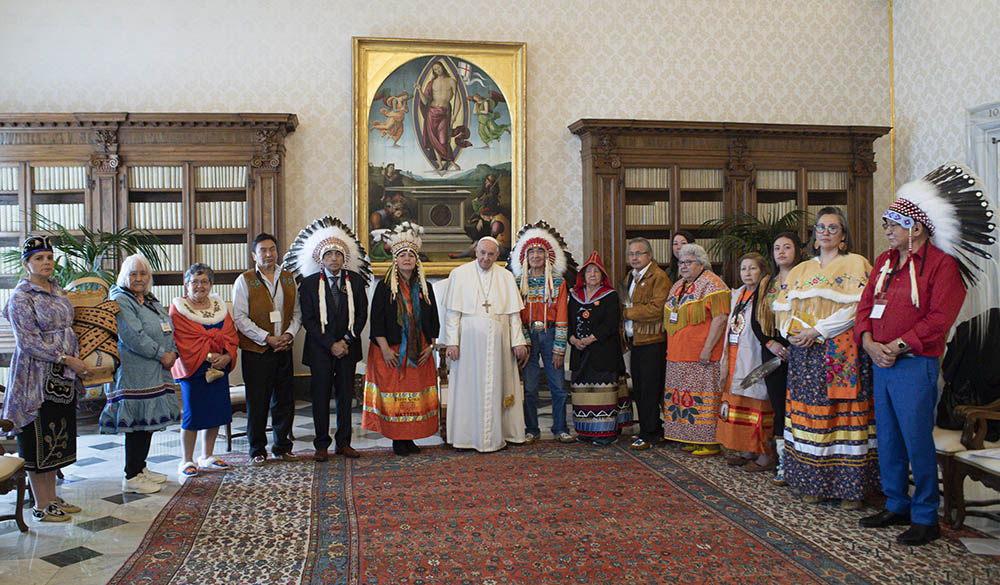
left=678, top=243, right=712, bottom=270
left=116, top=254, right=154, bottom=289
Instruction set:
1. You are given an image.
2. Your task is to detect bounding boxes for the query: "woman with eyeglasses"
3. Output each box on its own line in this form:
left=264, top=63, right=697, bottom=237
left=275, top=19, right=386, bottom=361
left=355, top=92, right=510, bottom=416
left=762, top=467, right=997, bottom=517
left=773, top=207, right=877, bottom=510
left=662, top=243, right=730, bottom=457
left=2, top=236, right=92, bottom=521
left=169, top=263, right=239, bottom=479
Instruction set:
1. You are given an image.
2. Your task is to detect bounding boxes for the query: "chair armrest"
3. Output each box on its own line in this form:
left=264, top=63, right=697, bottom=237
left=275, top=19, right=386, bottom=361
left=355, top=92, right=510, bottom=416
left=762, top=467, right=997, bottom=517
left=961, top=409, right=1000, bottom=450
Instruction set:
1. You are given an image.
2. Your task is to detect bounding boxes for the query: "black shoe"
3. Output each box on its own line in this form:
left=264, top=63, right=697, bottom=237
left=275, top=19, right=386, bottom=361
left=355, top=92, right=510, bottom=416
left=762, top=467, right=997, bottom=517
left=896, top=523, right=940, bottom=546
left=859, top=509, right=910, bottom=528
left=405, top=440, right=421, bottom=454
left=392, top=441, right=410, bottom=456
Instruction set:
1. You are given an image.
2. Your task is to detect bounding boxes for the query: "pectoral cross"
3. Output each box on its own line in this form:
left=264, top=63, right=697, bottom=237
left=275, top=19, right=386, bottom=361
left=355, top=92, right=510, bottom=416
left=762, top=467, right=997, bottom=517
left=482, top=299, right=492, bottom=313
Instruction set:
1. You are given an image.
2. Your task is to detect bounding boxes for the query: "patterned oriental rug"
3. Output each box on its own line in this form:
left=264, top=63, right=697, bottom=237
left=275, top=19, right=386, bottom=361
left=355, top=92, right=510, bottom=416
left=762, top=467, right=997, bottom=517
left=108, top=443, right=999, bottom=585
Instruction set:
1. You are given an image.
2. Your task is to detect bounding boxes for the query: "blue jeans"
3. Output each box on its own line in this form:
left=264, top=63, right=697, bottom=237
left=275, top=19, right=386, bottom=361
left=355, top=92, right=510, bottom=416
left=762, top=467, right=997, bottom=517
left=873, top=355, right=939, bottom=525
left=523, top=326, right=569, bottom=435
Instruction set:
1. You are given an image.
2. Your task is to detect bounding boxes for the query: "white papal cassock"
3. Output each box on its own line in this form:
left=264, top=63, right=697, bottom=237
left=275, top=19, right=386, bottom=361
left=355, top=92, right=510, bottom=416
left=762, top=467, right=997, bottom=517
left=441, top=260, right=527, bottom=452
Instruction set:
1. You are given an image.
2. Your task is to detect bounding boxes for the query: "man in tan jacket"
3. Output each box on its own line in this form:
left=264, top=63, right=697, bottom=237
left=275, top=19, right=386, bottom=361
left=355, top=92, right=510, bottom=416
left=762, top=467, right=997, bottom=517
left=621, top=238, right=671, bottom=450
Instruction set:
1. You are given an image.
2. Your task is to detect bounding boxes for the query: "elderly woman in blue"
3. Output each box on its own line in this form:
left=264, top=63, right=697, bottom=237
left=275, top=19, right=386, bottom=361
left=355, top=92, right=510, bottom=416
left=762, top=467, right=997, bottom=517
left=100, top=254, right=182, bottom=495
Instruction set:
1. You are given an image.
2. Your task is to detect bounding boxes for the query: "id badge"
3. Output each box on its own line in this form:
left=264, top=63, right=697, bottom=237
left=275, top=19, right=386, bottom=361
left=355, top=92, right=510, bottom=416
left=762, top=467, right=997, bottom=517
left=669, top=312, right=679, bottom=324
left=728, top=333, right=740, bottom=345
left=160, top=321, right=172, bottom=333
left=269, top=310, right=282, bottom=323
left=871, top=300, right=887, bottom=320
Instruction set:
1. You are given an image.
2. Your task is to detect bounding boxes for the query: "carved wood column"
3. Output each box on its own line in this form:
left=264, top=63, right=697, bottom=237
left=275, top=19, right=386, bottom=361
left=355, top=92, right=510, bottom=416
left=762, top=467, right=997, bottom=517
left=249, top=128, right=285, bottom=240
left=584, top=133, right=626, bottom=283
left=851, top=138, right=877, bottom=260
left=88, top=128, right=121, bottom=234
left=725, top=137, right=754, bottom=282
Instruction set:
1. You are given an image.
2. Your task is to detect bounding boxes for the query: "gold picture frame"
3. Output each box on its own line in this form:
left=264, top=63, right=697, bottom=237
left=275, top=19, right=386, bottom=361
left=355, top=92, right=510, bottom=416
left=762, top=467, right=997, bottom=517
left=353, top=37, right=526, bottom=277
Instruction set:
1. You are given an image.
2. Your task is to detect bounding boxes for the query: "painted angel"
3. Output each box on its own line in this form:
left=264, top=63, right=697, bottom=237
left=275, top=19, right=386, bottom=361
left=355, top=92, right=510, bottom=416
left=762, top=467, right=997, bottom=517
left=370, top=90, right=410, bottom=146
left=469, top=91, right=511, bottom=147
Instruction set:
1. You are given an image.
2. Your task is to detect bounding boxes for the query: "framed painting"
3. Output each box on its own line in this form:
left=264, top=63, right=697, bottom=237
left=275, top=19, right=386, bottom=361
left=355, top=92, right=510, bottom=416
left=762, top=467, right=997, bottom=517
left=353, top=37, right=526, bottom=276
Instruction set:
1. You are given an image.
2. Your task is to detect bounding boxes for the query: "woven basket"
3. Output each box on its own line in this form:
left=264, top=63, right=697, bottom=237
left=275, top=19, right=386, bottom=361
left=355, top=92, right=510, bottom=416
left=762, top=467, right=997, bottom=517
left=66, top=277, right=119, bottom=387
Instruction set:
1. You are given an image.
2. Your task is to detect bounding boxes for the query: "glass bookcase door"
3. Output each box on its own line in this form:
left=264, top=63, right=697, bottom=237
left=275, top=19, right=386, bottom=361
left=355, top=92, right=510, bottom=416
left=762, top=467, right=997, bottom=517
left=623, top=167, right=671, bottom=263
left=679, top=168, right=725, bottom=268
left=29, top=164, right=86, bottom=233
left=806, top=170, right=849, bottom=242
left=192, top=164, right=249, bottom=300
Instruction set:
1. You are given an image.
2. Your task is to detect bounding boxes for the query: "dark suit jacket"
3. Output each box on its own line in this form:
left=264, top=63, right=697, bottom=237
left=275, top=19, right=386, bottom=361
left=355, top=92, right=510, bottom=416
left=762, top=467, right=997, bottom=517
left=299, top=269, right=368, bottom=366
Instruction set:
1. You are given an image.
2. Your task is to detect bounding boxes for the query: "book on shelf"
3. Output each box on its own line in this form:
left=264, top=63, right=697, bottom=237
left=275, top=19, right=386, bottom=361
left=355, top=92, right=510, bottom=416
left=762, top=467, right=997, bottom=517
left=128, top=166, right=183, bottom=190
left=807, top=170, right=848, bottom=191
left=0, top=167, right=17, bottom=192
left=34, top=203, right=85, bottom=229
left=196, top=243, right=248, bottom=272
left=129, top=201, right=184, bottom=230
left=196, top=166, right=247, bottom=190
left=679, top=200, right=724, bottom=225
left=31, top=166, right=87, bottom=191
left=699, top=237, right=723, bottom=263
left=625, top=200, right=670, bottom=225
left=679, top=168, right=724, bottom=190
left=197, top=201, right=247, bottom=229
left=160, top=244, right=185, bottom=272
left=756, top=170, right=797, bottom=191
left=624, top=167, right=670, bottom=189
left=0, top=203, right=21, bottom=232
left=150, top=284, right=185, bottom=305
left=756, top=200, right=799, bottom=218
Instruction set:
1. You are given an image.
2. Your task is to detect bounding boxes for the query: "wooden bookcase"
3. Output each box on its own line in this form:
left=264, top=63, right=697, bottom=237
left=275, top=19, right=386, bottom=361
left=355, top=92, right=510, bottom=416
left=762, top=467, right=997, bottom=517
left=0, top=113, right=298, bottom=303
left=569, top=120, right=890, bottom=285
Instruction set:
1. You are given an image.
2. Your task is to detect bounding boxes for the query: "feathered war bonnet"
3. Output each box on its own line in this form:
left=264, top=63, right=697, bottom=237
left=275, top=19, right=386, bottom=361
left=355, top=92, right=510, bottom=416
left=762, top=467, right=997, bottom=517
left=510, top=220, right=577, bottom=308
left=283, top=216, right=371, bottom=334
left=875, top=162, right=997, bottom=309
left=376, top=221, right=430, bottom=302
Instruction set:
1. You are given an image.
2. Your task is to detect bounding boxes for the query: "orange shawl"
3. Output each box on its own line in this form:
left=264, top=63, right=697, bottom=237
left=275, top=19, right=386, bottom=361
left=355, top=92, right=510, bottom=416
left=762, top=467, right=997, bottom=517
left=169, top=299, right=239, bottom=380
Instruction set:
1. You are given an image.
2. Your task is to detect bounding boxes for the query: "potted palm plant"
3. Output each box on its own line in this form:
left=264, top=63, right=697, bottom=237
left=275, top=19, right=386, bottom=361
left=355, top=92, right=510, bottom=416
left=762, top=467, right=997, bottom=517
left=701, top=209, right=810, bottom=270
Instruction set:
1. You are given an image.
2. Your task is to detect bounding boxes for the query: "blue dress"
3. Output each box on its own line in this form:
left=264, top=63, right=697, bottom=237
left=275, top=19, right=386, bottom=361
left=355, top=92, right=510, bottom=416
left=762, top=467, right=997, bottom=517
left=100, top=285, right=182, bottom=433
left=178, top=321, right=233, bottom=431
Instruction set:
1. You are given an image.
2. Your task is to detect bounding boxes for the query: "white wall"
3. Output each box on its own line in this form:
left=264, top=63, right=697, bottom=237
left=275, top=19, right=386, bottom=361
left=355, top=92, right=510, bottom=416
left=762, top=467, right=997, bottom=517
left=0, top=0, right=892, bottom=254
left=893, top=0, right=1000, bottom=185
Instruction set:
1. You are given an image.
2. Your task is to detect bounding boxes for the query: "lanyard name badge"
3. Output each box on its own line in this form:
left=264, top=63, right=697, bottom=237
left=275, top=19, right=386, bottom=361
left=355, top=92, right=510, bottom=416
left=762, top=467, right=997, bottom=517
left=871, top=299, right=887, bottom=319
left=160, top=320, right=172, bottom=333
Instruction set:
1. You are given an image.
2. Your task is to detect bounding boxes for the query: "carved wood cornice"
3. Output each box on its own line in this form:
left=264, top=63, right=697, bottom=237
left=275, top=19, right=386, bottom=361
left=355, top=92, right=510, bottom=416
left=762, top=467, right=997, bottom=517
left=252, top=129, right=285, bottom=170
left=0, top=113, right=299, bottom=133
left=569, top=118, right=890, bottom=141
left=851, top=137, right=878, bottom=175
left=597, top=134, right=621, bottom=169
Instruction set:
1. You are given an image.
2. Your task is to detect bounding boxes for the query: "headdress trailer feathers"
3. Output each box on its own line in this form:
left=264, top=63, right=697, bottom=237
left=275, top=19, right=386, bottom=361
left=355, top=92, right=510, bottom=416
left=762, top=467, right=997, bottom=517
left=283, top=216, right=371, bottom=334
left=875, top=162, right=997, bottom=310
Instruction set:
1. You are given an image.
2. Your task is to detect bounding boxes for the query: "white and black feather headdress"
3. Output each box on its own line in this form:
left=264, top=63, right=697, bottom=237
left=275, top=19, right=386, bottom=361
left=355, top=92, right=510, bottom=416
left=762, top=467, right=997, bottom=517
left=283, top=216, right=371, bottom=283
left=283, top=216, right=370, bottom=336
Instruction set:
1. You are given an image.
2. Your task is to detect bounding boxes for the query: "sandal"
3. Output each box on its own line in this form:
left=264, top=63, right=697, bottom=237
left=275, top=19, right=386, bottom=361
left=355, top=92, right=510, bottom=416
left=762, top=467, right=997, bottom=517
left=680, top=443, right=698, bottom=452
left=197, top=456, right=229, bottom=470
left=178, top=461, right=199, bottom=478
left=724, top=454, right=752, bottom=466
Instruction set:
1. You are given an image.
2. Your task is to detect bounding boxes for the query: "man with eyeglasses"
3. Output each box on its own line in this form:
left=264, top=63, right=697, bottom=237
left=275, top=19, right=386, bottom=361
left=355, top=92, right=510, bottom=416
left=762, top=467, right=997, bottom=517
left=621, top=238, right=671, bottom=450
left=855, top=190, right=968, bottom=546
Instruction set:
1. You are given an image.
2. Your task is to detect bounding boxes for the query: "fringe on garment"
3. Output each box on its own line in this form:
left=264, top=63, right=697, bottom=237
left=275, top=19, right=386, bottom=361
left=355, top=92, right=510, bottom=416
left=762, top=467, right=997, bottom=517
left=664, top=290, right=731, bottom=336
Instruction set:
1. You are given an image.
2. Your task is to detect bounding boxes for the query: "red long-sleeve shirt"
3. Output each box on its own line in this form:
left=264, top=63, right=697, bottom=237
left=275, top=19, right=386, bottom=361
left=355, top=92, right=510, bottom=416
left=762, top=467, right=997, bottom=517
left=854, top=241, right=966, bottom=357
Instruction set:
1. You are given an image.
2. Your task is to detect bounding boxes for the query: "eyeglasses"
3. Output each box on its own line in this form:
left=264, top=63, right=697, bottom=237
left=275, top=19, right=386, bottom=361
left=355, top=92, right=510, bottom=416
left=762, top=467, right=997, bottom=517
left=881, top=220, right=903, bottom=230
left=813, top=224, right=841, bottom=234
left=678, top=259, right=698, bottom=266
left=627, top=250, right=650, bottom=257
